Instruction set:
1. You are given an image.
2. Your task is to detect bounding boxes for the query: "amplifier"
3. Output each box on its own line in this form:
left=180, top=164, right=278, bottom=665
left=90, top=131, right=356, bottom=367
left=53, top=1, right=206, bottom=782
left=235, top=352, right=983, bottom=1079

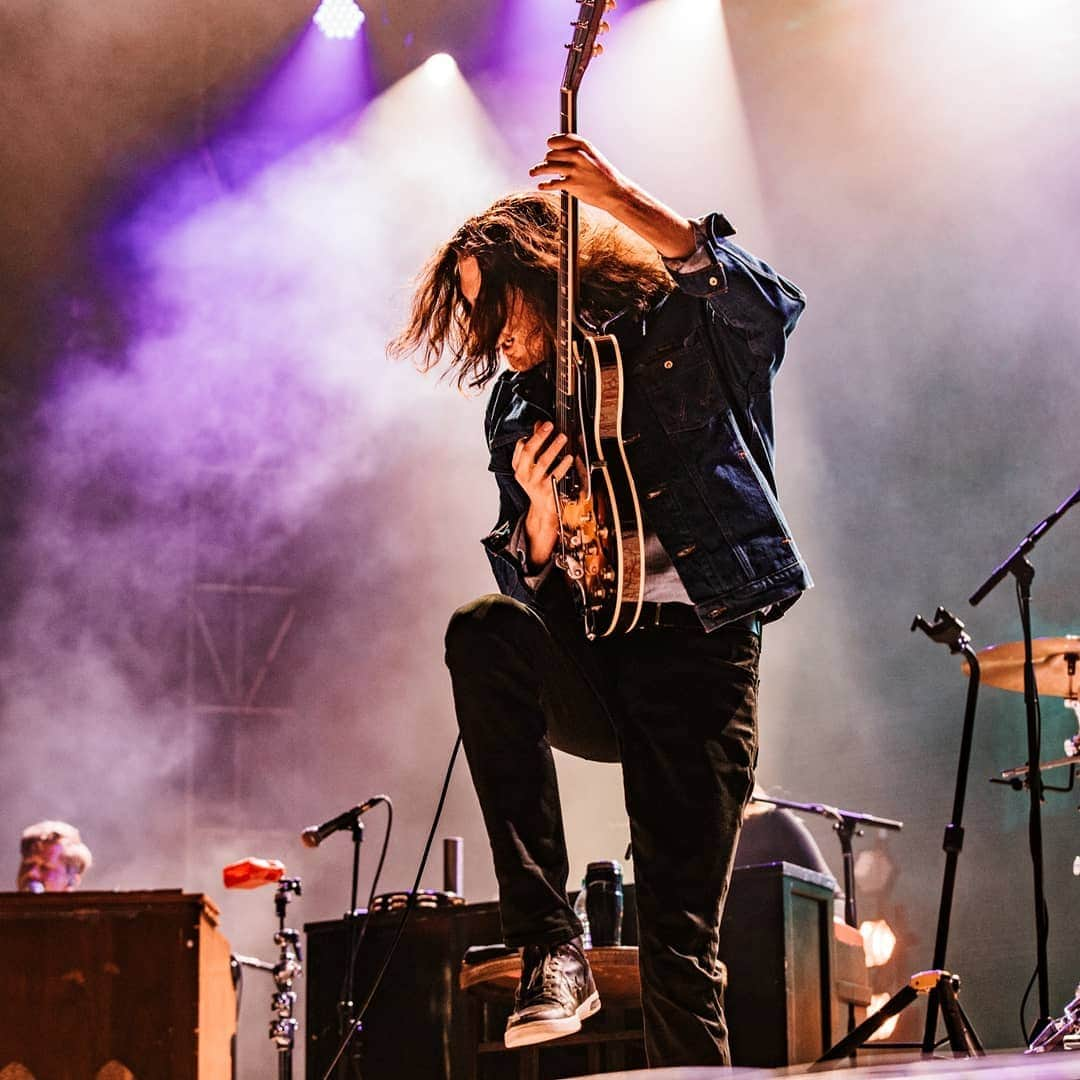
left=305, top=900, right=502, bottom=1079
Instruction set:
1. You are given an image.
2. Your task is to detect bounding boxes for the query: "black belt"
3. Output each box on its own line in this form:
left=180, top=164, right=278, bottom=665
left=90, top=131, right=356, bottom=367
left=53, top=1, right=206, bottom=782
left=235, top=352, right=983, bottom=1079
left=635, top=602, right=761, bottom=636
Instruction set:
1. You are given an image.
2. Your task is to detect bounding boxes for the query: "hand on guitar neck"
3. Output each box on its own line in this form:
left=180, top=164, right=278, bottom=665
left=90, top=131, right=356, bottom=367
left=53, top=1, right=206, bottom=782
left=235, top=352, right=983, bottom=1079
left=512, top=420, right=574, bottom=570
left=529, top=134, right=696, bottom=261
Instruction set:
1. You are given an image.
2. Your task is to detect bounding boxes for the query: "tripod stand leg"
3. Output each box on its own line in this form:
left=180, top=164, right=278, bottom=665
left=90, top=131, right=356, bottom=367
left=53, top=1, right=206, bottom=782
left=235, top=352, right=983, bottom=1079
left=939, top=977, right=984, bottom=1056
left=922, top=985, right=941, bottom=1055
left=814, top=985, right=918, bottom=1065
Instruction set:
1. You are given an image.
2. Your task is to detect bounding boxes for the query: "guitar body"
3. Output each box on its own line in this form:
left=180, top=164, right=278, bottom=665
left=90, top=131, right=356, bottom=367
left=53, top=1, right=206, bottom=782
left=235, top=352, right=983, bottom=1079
left=556, top=333, right=645, bottom=638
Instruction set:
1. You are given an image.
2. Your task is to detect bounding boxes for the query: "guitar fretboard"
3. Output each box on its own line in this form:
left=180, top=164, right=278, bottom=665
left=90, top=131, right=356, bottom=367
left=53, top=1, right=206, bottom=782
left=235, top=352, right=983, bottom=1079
left=555, top=87, right=577, bottom=446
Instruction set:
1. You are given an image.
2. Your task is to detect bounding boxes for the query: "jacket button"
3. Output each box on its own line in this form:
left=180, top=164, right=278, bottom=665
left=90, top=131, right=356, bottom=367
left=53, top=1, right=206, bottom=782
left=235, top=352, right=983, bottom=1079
left=708, top=275, right=719, bottom=287
left=663, top=360, right=674, bottom=370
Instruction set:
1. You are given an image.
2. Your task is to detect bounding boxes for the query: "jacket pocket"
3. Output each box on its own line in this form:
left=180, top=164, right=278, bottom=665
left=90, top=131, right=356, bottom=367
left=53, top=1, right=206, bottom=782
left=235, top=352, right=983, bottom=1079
left=634, top=330, right=727, bottom=434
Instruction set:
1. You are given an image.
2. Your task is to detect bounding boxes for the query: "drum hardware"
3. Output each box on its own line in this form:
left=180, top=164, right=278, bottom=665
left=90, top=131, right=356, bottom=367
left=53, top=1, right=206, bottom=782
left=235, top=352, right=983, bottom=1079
left=971, top=637, right=1080, bottom=1038
left=816, top=607, right=986, bottom=1066
left=269, top=877, right=304, bottom=1080
left=972, top=637, right=1080, bottom=796
left=222, top=860, right=304, bottom=1078
left=977, top=635, right=1080, bottom=1062
left=965, top=635, right=1079, bottom=698
left=1027, top=984, right=1080, bottom=1054
left=968, top=480, right=1080, bottom=1043
left=996, top=756, right=1077, bottom=789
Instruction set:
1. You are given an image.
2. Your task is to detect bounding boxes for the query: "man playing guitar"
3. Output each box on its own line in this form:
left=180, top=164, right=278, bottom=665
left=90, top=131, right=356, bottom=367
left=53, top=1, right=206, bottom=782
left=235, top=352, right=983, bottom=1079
left=391, top=132, right=810, bottom=1066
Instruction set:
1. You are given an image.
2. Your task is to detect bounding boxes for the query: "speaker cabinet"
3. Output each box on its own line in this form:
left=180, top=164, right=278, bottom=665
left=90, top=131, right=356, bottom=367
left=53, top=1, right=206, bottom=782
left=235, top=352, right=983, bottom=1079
left=304, top=901, right=502, bottom=1080
left=722, top=862, right=842, bottom=1066
left=0, top=890, right=235, bottom=1080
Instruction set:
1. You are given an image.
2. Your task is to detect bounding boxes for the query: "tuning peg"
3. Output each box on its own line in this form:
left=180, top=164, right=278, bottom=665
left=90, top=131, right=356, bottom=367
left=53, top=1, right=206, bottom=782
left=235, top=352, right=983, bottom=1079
left=599, top=20, right=610, bottom=34
left=592, top=42, right=604, bottom=56
left=606, top=0, right=617, bottom=9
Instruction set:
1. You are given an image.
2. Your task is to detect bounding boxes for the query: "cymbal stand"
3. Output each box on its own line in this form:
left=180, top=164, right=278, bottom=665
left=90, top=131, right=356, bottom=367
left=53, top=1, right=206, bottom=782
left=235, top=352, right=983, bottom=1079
left=969, top=481, right=1080, bottom=1040
left=814, top=606, right=984, bottom=1066
left=270, top=877, right=304, bottom=1080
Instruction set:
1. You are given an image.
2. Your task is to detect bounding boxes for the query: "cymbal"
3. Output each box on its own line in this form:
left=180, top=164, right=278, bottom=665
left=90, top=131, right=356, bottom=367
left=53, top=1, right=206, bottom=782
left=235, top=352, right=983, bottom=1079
left=963, top=635, right=1079, bottom=698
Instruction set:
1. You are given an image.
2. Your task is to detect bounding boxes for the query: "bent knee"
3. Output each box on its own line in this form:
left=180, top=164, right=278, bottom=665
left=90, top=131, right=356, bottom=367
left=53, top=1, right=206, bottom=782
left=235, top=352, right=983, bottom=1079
left=444, top=594, right=536, bottom=665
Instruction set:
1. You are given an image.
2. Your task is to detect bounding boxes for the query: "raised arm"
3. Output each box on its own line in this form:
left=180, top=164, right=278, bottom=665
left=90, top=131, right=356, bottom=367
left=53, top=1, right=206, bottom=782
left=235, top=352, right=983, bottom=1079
left=530, top=133, right=695, bottom=259
left=530, top=134, right=806, bottom=379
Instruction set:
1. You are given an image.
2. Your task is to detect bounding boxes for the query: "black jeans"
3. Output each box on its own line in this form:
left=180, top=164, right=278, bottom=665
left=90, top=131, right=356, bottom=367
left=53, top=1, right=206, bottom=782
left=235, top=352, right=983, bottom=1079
left=444, top=592, right=760, bottom=1067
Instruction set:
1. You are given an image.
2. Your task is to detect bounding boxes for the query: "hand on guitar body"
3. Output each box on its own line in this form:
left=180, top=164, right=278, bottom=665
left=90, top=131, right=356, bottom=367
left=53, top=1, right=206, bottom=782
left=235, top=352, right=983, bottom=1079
left=529, top=134, right=697, bottom=261
left=512, top=420, right=573, bottom=569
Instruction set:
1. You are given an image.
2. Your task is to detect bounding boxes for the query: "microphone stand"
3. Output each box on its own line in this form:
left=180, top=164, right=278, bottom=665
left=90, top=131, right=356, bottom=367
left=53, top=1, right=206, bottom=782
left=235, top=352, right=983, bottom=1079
left=815, top=607, right=984, bottom=1066
left=911, top=609, right=982, bottom=1055
left=969, top=481, right=1080, bottom=1041
left=749, top=794, right=903, bottom=929
left=337, top=815, right=365, bottom=1080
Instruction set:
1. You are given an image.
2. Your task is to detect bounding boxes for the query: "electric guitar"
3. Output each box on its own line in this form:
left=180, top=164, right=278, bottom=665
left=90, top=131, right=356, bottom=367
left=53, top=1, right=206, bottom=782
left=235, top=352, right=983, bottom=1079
left=552, top=0, right=645, bottom=639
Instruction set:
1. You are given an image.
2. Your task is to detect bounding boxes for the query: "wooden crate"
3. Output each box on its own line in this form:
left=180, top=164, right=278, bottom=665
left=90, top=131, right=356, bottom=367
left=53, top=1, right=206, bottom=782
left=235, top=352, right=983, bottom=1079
left=0, top=890, right=235, bottom=1080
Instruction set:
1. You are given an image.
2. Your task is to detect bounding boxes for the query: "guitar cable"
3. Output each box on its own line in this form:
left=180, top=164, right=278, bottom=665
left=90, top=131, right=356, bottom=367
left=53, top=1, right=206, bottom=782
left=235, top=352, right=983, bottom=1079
left=320, top=733, right=463, bottom=1080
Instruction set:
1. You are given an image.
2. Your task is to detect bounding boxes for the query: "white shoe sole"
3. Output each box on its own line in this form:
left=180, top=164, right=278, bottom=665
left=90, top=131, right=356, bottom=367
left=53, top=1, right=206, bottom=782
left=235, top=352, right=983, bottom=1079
left=504, top=990, right=602, bottom=1049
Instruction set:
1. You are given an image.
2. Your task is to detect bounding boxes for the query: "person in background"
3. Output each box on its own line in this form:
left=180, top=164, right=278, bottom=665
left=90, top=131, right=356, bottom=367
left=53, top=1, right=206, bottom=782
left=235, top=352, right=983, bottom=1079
left=17, top=820, right=92, bottom=893
left=735, top=794, right=836, bottom=882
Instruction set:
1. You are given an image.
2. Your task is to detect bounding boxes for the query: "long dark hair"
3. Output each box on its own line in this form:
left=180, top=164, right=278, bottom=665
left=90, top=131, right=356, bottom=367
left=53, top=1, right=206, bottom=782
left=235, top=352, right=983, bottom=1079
left=388, top=192, right=673, bottom=391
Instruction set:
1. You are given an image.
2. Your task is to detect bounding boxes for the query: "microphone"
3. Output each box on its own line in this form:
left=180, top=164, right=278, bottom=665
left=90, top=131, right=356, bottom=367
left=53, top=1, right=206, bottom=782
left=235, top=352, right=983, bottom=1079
left=26, top=881, right=45, bottom=894
left=301, top=795, right=387, bottom=848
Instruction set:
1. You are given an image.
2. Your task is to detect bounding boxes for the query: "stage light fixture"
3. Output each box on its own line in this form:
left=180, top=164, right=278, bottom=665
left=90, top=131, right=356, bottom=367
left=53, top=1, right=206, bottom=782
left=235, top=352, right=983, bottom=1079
left=858, top=918, right=897, bottom=968
left=423, top=53, right=458, bottom=85
left=313, top=0, right=365, bottom=40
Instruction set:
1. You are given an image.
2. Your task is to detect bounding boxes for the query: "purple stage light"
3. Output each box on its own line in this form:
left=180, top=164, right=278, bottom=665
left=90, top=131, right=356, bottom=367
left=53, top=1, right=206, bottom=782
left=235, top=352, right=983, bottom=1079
left=423, top=53, right=458, bottom=85
left=313, top=0, right=365, bottom=41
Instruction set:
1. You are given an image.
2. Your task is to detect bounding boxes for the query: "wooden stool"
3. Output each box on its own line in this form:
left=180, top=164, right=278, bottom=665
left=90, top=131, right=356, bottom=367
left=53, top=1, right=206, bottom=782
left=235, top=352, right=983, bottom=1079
left=459, top=946, right=643, bottom=1079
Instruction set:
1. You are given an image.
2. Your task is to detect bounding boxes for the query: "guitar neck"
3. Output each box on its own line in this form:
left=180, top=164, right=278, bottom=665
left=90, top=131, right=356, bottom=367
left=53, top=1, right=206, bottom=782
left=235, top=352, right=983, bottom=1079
left=555, top=87, right=577, bottom=439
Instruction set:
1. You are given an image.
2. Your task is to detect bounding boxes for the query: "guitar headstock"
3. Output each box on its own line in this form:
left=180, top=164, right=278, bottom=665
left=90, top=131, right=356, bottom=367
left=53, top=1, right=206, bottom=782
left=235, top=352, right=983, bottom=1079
left=562, top=0, right=615, bottom=93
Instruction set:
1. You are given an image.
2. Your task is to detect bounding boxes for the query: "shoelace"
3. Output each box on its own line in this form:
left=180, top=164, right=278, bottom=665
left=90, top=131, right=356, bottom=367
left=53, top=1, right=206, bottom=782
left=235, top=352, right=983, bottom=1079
left=541, top=963, right=562, bottom=994
left=536, top=949, right=576, bottom=1004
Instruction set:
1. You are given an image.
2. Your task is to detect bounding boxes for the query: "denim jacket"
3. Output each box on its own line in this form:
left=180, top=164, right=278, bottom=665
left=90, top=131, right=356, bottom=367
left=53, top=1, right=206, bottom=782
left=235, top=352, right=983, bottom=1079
left=481, top=212, right=813, bottom=633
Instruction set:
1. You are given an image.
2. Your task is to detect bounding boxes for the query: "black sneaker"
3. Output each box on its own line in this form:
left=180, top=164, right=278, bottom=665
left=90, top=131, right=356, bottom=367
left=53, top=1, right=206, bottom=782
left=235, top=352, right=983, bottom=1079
left=504, top=936, right=600, bottom=1049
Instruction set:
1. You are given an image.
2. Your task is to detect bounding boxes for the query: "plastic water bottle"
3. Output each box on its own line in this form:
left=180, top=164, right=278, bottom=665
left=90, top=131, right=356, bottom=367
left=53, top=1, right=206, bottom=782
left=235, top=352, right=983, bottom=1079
left=572, top=881, right=591, bottom=948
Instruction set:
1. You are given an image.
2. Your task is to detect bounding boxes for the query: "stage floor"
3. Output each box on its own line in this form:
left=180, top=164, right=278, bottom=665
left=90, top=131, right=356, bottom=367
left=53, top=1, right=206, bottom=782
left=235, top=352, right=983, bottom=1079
left=588, top=1049, right=1079, bottom=1080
